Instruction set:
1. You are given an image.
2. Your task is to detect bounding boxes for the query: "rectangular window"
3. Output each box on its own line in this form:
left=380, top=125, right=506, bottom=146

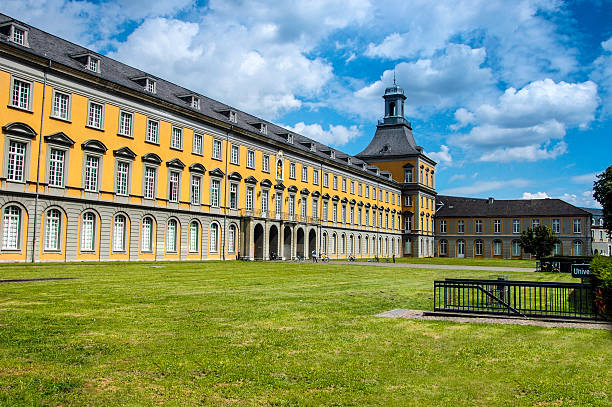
left=323, top=173, right=329, bottom=187
left=385, top=191, right=389, bottom=203
left=275, top=192, right=282, bottom=214
left=342, top=206, right=346, bottom=223
left=404, top=169, right=413, bottom=183
left=247, top=150, right=255, bottom=168
left=191, top=175, right=201, bottom=205
left=211, top=179, right=221, bottom=207
left=494, top=219, right=501, bottom=233
left=229, top=183, right=238, bottom=209
left=48, top=148, right=65, bottom=187
left=87, top=101, right=104, bottom=129
left=350, top=207, right=355, bottom=224
left=365, top=186, right=370, bottom=198
left=512, top=241, right=521, bottom=256
left=144, top=167, right=156, bottom=199
left=373, top=188, right=377, bottom=200
left=262, top=154, right=270, bottom=172
left=312, top=198, right=318, bottom=219
left=230, top=145, right=240, bottom=164
left=87, top=56, right=100, bottom=72
left=573, top=219, right=582, bottom=234
left=532, top=219, right=540, bottom=228
left=358, top=183, right=362, bottom=196
left=115, top=161, right=130, bottom=196
left=7, top=140, right=26, bottom=182
left=168, top=171, right=180, bottom=202
left=475, top=220, right=482, bottom=233
left=288, top=195, right=295, bottom=216
left=342, top=178, right=347, bottom=192
left=313, top=170, right=319, bottom=185
left=193, top=133, right=203, bottom=155
left=350, top=181, right=355, bottom=195
left=51, top=91, right=70, bottom=120
left=261, top=190, right=269, bottom=212
left=302, top=165, right=308, bottom=182
left=246, top=186, right=254, bottom=210
left=494, top=241, right=502, bottom=256
left=289, top=163, right=296, bottom=179
left=552, top=219, right=560, bottom=234
left=333, top=175, right=338, bottom=190
left=513, top=219, right=520, bottom=234
left=301, top=197, right=307, bottom=218
left=145, top=79, right=156, bottom=94
left=146, top=119, right=159, bottom=144
left=11, top=78, right=31, bottom=110
left=84, top=155, right=99, bottom=192
left=12, top=27, right=26, bottom=45
left=118, top=111, right=133, bottom=137
left=212, top=139, right=222, bottom=160
left=333, top=203, right=338, bottom=222
left=457, top=220, right=465, bottom=234
left=322, top=201, right=328, bottom=220
left=171, top=127, right=183, bottom=150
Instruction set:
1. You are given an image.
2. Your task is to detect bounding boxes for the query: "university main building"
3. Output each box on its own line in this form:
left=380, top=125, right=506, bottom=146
left=0, top=14, right=437, bottom=263
left=0, top=15, right=591, bottom=263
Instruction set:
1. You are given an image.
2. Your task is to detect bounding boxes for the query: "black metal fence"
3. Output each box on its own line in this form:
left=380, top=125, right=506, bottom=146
left=434, top=278, right=597, bottom=320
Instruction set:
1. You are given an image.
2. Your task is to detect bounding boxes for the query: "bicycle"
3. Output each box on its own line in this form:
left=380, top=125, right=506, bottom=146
left=320, top=254, right=330, bottom=263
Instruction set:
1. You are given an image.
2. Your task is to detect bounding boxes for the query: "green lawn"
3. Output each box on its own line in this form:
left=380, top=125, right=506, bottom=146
left=354, top=256, right=537, bottom=268
left=0, top=261, right=609, bottom=406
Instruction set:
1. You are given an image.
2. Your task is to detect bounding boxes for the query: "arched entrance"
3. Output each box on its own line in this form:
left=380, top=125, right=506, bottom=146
left=283, top=226, right=292, bottom=259
left=296, top=227, right=305, bottom=258
left=269, top=225, right=279, bottom=259
left=254, top=223, right=264, bottom=260
left=308, top=229, right=317, bottom=257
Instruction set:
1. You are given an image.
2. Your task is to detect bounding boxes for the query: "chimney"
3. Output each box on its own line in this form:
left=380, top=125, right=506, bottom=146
left=488, top=197, right=494, bottom=204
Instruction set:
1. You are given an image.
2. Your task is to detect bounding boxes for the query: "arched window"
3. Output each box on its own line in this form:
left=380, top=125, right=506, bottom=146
left=357, top=236, right=361, bottom=254
left=113, top=214, right=126, bottom=252
left=457, top=240, right=465, bottom=257
left=166, top=219, right=178, bottom=252
left=474, top=239, right=483, bottom=256
left=209, top=223, right=218, bottom=253
left=512, top=240, right=521, bottom=257
left=331, top=233, right=337, bottom=254
left=440, top=239, right=448, bottom=255
left=573, top=240, right=583, bottom=256
left=80, top=212, right=96, bottom=251
left=44, top=209, right=61, bottom=251
left=228, top=224, right=237, bottom=253
left=2, top=205, right=22, bottom=250
left=189, top=221, right=199, bottom=253
left=493, top=240, right=502, bottom=256
left=141, top=217, right=153, bottom=252
left=322, top=232, right=328, bottom=254
left=340, top=234, right=345, bottom=254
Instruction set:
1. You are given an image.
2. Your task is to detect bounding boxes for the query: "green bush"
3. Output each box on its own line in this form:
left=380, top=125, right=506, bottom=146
left=590, top=255, right=612, bottom=319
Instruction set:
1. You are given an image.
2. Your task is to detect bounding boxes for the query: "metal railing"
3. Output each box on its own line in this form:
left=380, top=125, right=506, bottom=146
left=433, top=278, right=597, bottom=320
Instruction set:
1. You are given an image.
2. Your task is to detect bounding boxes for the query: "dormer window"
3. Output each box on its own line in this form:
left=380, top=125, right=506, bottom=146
left=330, top=150, right=335, bottom=159
left=178, top=94, right=200, bottom=109
left=310, top=144, right=316, bottom=152
left=347, top=157, right=351, bottom=165
left=145, top=78, right=156, bottom=94
left=87, top=56, right=100, bottom=73
left=288, top=133, right=294, bottom=144
left=0, top=23, right=30, bottom=47
left=229, top=110, right=237, bottom=123
left=191, top=96, right=200, bottom=109
left=260, top=123, right=267, bottom=134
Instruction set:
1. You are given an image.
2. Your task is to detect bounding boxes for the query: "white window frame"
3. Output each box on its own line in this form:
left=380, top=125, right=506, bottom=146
left=552, top=219, right=560, bottom=234
left=115, top=160, right=130, bottom=196
left=168, top=171, right=181, bottom=202
left=166, top=219, right=178, bottom=253
left=7, top=140, right=27, bottom=182
left=210, top=178, right=221, bottom=207
left=189, top=221, right=199, bottom=253
left=246, top=186, right=254, bottom=210
left=10, top=77, right=32, bottom=110
left=247, top=150, right=255, bottom=169
left=209, top=223, right=219, bottom=253
left=143, top=166, right=157, bottom=200
left=112, top=214, right=127, bottom=252
left=573, top=219, right=582, bottom=234
left=228, top=225, right=237, bottom=253
left=171, top=126, right=183, bottom=150
left=141, top=217, right=153, bottom=253
left=44, top=209, right=61, bottom=252
left=313, top=170, right=319, bottom=185
left=84, top=154, right=100, bottom=192
left=513, top=219, right=520, bottom=234
left=230, top=144, right=240, bottom=165
left=50, top=89, right=71, bottom=121
left=289, top=163, right=296, bottom=179
left=47, top=148, right=66, bottom=188
left=494, top=219, right=501, bottom=234
left=229, top=183, right=239, bottom=210
left=146, top=119, right=159, bottom=144
left=191, top=175, right=201, bottom=205
left=80, top=212, right=96, bottom=252
left=118, top=110, right=133, bottom=137
left=212, top=139, right=222, bottom=160
left=193, top=133, right=203, bottom=155
left=262, top=154, right=270, bottom=172
left=86, top=100, right=104, bottom=129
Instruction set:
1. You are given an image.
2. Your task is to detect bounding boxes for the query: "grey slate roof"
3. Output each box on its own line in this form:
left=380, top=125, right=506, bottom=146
left=356, top=122, right=421, bottom=158
left=582, top=208, right=603, bottom=224
left=0, top=13, right=395, bottom=185
left=437, top=195, right=591, bottom=218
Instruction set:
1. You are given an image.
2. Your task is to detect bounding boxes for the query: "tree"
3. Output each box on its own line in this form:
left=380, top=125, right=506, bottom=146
left=519, top=225, right=560, bottom=260
left=593, top=165, right=612, bottom=236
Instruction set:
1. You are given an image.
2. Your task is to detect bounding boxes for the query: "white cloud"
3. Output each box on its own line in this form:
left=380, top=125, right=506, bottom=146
left=439, top=178, right=530, bottom=196
left=559, top=191, right=600, bottom=208
left=284, top=122, right=361, bottom=147
left=349, top=44, right=493, bottom=120
left=427, top=145, right=452, bottom=165
left=479, top=141, right=567, bottom=163
left=522, top=191, right=551, bottom=199
left=449, top=174, right=466, bottom=182
left=591, top=36, right=612, bottom=115
left=570, top=172, right=600, bottom=185
left=451, top=79, right=598, bottom=162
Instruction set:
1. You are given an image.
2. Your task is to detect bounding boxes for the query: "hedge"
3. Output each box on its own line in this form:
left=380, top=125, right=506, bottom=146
left=591, top=255, right=612, bottom=320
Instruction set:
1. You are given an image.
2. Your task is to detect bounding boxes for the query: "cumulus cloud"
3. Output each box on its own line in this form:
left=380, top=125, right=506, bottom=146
left=427, top=145, right=452, bottom=165
left=560, top=191, right=600, bottom=208
left=451, top=79, right=598, bottom=162
left=591, top=36, right=612, bottom=115
left=522, top=192, right=551, bottom=199
left=571, top=172, right=601, bottom=184
left=439, top=178, right=530, bottom=196
left=349, top=44, right=493, bottom=120
left=284, top=122, right=361, bottom=146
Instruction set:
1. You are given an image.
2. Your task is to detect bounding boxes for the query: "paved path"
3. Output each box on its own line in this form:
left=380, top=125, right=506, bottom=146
left=376, top=309, right=611, bottom=330
left=325, top=261, right=535, bottom=273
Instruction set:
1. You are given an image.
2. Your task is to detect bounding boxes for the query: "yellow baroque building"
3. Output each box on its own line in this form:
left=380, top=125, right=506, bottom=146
left=0, top=14, right=435, bottom=262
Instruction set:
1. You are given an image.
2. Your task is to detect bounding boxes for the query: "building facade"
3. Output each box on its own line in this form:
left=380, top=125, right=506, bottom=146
left=435, top=196, right=592, bottom=259
left=584, top=208, right=611, bottom=256
left=0, top=14, right=418, bottom=263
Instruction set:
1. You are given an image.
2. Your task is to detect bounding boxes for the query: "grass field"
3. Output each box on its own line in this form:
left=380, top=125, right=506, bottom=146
left=0, top=261, right=610, bottom=406
left=354, top=256, right=537, bottom=268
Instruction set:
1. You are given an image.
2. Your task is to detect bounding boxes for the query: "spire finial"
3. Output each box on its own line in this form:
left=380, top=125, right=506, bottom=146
left=393, top=70, right=396, bottom=85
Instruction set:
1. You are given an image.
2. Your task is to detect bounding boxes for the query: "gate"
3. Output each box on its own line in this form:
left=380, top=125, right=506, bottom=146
left=434, top=278, right=597, bottom=320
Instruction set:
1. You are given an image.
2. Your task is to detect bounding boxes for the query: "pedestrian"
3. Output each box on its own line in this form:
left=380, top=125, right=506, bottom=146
left=312, top=249, right=317, bottom=263
left=392, top=254, right=395, bottom=263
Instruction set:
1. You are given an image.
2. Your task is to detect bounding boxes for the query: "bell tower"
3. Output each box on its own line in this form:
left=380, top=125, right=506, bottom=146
left=382, top=78, right=407, bottom=125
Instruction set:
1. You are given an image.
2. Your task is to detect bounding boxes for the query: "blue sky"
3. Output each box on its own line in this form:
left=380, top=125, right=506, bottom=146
left=3, top=0, right=611, bottom=207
